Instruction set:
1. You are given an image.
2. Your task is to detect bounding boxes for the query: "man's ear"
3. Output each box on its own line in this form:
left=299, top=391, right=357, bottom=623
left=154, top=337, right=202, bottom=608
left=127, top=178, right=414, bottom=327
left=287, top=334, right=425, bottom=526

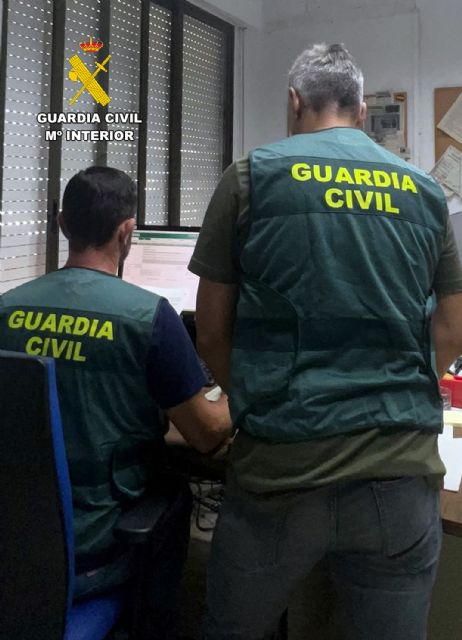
left=289, top=87, right=303, bottom=120
left=58, top=212, right=69, bottom=239
left=358, top=101, right=367, bottom=126
left=118, top=217, right=135, bottom=263
left=288, top=87, right=304, bottom=136
left=118, top=217, right=135, bottom=243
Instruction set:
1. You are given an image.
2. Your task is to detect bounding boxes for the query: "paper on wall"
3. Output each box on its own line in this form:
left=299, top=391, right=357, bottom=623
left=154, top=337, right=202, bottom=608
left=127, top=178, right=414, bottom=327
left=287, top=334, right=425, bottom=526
left=438, top=93, right=462, bottom=144
left=365, top=91, right=394, bottom=107
left=441, top=184, right=454, bottom=198
left=439, top=424, right=462, bottom=491
left=431, top=145, right=462, bottom=197
left=364, top=92, right=408, bottom=160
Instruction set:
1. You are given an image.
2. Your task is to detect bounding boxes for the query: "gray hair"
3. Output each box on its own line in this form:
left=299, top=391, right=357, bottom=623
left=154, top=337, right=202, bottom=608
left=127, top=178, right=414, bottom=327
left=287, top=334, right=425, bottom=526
left=288, top=43, right=364, bottom=114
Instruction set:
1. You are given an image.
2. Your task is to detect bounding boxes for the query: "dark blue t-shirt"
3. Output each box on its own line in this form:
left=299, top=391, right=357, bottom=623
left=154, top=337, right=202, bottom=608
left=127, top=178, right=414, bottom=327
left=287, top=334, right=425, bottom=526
left=146, top=299, right=207, bottom=409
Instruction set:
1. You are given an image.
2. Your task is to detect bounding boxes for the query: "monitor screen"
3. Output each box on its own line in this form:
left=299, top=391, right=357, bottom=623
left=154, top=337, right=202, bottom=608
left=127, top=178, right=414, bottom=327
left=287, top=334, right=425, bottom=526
left=122, top=229, right=200, bottom=313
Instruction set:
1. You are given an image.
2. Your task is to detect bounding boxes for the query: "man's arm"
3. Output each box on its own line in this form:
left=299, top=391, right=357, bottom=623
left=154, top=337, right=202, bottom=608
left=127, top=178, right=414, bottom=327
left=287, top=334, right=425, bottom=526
left=166, top=391, right=232, bottom=454
left=147, top=300, right=232, bottom=453
left=433, top=293, right=462, bottom=378
left=195, top=278, right=238, bottom=391
left=432, top=217, right=462, bottom=378
left=188, top=159, right=248, bottom=388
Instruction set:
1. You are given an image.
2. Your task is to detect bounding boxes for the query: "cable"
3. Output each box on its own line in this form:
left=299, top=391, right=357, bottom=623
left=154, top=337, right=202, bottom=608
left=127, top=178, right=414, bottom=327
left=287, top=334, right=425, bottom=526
left=190, top=477, right=224, bottom=532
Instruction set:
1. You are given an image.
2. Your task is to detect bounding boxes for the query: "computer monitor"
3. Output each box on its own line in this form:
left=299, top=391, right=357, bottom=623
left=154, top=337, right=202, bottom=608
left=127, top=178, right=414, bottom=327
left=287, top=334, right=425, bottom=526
left=122, top=228, right=200, bottom=313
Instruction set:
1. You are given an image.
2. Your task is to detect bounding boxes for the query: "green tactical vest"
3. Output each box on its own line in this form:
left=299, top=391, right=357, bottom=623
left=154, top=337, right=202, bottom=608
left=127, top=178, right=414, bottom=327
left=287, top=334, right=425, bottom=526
left=229, top=128, right=447, bottom=442
left=0, top=268, right=163, bottom=562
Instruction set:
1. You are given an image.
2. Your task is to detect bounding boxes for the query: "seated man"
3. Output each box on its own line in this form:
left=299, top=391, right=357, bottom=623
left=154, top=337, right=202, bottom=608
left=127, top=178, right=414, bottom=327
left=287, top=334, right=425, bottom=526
left=0, top=166, right=233, bottom=637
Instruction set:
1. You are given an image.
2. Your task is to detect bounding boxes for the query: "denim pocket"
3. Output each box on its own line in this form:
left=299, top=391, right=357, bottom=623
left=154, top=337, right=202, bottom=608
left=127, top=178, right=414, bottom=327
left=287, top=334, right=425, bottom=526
left=212, top=486, right=291, bottom=573
left=372, top=477, right=441, bottom=574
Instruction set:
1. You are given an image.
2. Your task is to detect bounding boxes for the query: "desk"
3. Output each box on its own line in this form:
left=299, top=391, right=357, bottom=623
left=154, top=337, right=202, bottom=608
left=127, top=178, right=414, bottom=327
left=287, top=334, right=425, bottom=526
left=441, top=411, right=462, bottom=537
left=167, top=416, right=462, bottom=535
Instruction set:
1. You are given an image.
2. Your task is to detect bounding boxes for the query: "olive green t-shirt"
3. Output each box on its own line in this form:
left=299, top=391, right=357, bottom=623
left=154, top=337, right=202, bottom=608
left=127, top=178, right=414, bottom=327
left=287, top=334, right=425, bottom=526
left=189, top=152, right=462, bottom=494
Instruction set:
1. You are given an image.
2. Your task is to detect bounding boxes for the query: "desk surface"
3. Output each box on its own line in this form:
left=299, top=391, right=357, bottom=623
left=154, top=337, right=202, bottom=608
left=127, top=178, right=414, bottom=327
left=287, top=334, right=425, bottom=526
left=441, top=412, right=462, bottom=535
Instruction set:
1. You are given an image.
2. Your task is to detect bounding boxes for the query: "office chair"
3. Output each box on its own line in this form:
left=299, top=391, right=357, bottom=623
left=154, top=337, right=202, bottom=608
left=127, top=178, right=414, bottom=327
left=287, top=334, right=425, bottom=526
left=0, top=350, right=191, bottom=640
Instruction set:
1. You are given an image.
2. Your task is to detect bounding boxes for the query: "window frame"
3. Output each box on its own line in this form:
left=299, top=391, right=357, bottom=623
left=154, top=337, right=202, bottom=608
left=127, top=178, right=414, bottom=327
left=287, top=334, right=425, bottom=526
left=0, top=0, right=234, bottom=282
left=0, top=0, right=9, bottom=230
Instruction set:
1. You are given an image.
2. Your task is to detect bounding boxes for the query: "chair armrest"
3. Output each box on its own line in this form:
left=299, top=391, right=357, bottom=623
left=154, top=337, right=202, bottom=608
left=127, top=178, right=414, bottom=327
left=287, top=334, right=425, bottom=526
left=114, top=494, right=171, bottom=545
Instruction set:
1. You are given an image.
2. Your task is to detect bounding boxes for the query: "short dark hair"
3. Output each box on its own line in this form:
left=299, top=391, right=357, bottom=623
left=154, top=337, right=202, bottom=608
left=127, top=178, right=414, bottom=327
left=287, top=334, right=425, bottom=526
left=62, top=166, right=137, bottom=250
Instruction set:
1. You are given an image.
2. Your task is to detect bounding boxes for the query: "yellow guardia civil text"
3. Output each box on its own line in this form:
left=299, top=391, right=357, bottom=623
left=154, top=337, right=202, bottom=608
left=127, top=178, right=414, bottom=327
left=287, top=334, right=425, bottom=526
left=291, top=163, right=418, bottom=214
left=7, top=310, right=114, bottom=362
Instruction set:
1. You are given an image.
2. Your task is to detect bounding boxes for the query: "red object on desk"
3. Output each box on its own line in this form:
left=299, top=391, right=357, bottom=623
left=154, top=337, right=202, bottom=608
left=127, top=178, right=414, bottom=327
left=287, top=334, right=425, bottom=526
left=440, top=375, right=462, bottom=408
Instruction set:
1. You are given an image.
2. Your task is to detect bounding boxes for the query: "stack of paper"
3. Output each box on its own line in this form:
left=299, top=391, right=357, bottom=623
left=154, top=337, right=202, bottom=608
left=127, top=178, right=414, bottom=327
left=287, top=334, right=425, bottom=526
left=440, top=411, right=462, bottom=491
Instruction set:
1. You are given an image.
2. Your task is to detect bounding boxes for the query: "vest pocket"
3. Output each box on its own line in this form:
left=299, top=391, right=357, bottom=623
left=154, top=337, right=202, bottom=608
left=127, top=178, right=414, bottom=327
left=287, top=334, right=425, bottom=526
left=230, top=278, right=298, bottom=428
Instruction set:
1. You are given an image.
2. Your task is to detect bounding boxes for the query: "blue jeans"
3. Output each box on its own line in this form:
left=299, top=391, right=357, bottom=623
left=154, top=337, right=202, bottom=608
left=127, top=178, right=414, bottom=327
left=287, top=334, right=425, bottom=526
left=203, top=476, right=442, bottom=640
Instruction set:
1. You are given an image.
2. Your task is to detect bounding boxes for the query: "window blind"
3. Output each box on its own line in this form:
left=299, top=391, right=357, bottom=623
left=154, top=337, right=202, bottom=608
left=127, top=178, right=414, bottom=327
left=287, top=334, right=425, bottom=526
left=145, top=3, right=172, bottom=226
left=60, top=0, right=101, bottom=189
left=58, top=0, right=101, bottom=266
left=106, top=0, right=141, bottom=179
left=0, top=0, right=53, bottom=292
left=180, top=14, right=227, bottom=226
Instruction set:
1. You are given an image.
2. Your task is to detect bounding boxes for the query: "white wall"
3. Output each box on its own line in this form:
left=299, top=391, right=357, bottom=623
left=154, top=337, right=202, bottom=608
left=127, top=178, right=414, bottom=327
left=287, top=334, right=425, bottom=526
left=244, top=10, right=417, bottom=155
left=243, top=0, right=462, bottom=180
left=265, top=0, right=416, bottom=33
left=191, top=0, right=263, bottom=28
left=417, top=0, right=462, bottom=172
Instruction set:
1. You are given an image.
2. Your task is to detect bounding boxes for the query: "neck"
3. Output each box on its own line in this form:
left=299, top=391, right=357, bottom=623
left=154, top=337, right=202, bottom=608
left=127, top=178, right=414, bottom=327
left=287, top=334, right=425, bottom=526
left=295, top=108, right=359, bottom=135
left=64, top=247, right=119, bottom=275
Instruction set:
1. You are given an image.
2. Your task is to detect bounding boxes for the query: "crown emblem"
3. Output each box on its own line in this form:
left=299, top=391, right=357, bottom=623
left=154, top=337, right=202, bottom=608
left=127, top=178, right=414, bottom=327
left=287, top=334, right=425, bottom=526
left=80, top=36, right=103, bottom=53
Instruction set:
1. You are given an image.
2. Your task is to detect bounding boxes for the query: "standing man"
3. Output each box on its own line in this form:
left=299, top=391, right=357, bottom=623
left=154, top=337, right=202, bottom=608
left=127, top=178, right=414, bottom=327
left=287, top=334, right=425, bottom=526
left=0, top=166, right=232, bottom=639
left=189, top=44, right=462, bottom=639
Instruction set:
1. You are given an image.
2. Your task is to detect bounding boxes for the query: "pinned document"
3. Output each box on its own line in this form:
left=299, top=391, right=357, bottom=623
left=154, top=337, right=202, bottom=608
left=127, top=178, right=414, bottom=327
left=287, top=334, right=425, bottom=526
left=437, top=93, right=462, bottom=145
left=431, top=145, right=462, bottom=198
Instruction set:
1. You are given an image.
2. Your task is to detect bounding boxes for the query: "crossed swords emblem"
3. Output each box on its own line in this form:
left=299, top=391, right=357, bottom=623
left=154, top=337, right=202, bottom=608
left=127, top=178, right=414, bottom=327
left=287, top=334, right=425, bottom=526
left=68, top=53, right=112, bottom=106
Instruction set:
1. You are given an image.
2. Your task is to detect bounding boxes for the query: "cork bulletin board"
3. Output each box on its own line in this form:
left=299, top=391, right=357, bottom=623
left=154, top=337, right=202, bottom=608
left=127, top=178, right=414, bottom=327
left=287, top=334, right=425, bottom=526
left=434, top=92, right=462, bottom=534
left=435, top=89, right=462, bottom=535
left=434, top=86, right=462, bottom=162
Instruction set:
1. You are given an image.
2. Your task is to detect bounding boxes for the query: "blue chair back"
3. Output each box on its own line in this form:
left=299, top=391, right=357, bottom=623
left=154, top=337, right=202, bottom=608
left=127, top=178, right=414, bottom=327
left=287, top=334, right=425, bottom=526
left=0, top=350, right=123, bottom=640
left=0, top=350, right=73, bottom=639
